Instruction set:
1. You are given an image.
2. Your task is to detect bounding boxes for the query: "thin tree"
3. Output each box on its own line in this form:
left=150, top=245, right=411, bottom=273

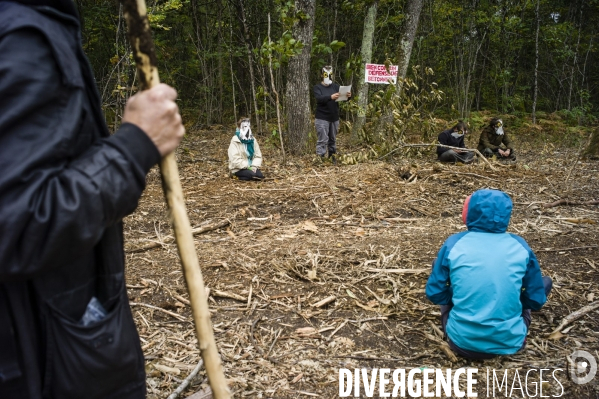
left=379, top=0, right=423, bottom=132
left=352, top=0, right=378, bottom=139
left=532, top=0, right=540, bottom=125
left=285, top=0, right=316, bottom=155
left=267, top=13, right=286, bottom=162
left=395, top=0, right=424, bottom=94
left=235, top=0, right=262, bottom=133
left=584, top=129, right=599, bottom=158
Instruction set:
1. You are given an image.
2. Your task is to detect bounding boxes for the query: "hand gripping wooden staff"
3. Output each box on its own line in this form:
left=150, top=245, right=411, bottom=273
left=120, top=0, right=231, bottom=397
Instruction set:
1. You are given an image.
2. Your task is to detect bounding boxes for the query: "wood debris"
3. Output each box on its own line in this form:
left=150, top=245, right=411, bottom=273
left=122, top=131, right=599, bottom=398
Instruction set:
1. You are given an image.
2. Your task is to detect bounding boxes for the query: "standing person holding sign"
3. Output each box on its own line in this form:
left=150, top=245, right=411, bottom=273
left=313, top=65, right=351, bottom=164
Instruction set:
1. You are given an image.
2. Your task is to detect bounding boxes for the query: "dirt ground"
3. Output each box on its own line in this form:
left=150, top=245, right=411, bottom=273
left=123, top=129, right=599, bottom=398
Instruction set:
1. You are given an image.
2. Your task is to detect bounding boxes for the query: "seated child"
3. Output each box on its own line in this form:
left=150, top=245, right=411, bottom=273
left=228, top=117, right=264, bottom=181
left=437, top=121, right=475, bottom=164
left=425, top=189, right=552, bottom=359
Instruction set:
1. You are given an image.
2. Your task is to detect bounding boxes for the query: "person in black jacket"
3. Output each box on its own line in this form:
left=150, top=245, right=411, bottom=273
left=0, top=1, right=184, bottom=398
left=437, top=121, right=475, bottom=164
left=313, top=65, right=351, bottom=164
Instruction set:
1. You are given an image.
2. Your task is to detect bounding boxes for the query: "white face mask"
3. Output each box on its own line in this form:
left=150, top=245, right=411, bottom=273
left=239, top=120, right=253, bottom=140
left=322, top=66, right=333, bottom=85
left=494, top=120, right=504, bottom=135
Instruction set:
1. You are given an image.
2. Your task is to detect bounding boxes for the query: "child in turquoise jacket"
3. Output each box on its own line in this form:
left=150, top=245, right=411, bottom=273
left=426, top=189, right=552, bottom=359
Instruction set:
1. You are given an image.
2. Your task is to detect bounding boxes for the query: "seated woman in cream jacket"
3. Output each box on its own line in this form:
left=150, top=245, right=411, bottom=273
left=228, top=117, right=264, bottom=180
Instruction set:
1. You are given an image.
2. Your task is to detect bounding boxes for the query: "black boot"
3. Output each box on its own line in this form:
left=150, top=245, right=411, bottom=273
left=329, top=153, right=337, bottom=165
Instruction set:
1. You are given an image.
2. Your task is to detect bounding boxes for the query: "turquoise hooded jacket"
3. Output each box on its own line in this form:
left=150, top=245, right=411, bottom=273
left=425, top=189, right=547, bottom=354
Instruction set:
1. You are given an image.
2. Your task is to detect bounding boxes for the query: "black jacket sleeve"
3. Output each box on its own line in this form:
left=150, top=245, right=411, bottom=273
left=314, top=84, right=331, bottom=104
left=437, top=130, right=449, bottom=155
left=0, top=29, right=160, bottom=279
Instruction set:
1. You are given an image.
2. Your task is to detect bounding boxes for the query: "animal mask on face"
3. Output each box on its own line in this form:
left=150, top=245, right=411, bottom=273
left=322, top=66, right=333, bottom=85
left=494, top=119, right=504, bottom=135
left=451, top=130, right=465, bottom=139
left=239, top=119, right=253, bottom=140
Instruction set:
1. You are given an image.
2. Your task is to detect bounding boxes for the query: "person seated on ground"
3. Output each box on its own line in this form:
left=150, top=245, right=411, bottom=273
left=228, top=117, right=264, bottom=181
left=425, top=189, right=552, bottom=359
left=437, top=121, right=475, bottom=164
left=477, top=117, right=515, bottom=160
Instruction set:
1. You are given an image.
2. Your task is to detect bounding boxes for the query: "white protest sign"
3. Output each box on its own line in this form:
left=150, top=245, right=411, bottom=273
left=365, top=63, right=398, bottom=84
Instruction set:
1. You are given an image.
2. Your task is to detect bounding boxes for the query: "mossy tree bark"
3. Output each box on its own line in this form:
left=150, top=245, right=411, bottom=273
left=285, top=0, right=316, bottom=155
left=352, top=1, right=378, bottom=140
left=394, top=0, right=424, bottom=95
left=584, top=129, right=599, bottom=158
left=378, top=0, right=423, bottom=134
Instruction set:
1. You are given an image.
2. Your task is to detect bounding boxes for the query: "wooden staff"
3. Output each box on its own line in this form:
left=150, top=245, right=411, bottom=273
left=120, top=0, right=231, bottom=397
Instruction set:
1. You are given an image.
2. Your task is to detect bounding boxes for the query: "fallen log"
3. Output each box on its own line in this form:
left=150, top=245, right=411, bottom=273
left=366, top=268, right=428, bottom=274
left=126, top=219, right=230, bottom=253
left=549, top=300, right=599, bottom=339
left=212, top=289, right=247, bottom=302
left=542, top=199, right=599, bottom=208
left=311, top=295, right=336, bottom=308
left=167, top=359, right=205, bottom=399
left=129, top=302, right=187, bottom=322
left=537, top=245, right=598, bottom=253
left=378, top=143, right=497, bottom=171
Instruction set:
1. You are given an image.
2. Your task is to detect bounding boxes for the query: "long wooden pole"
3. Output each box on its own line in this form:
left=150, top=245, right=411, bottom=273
left=120, top=1, right=230, bottom=397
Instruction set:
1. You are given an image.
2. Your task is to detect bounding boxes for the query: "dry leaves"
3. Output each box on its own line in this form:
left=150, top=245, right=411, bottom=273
left=123, top=131, right=599, bottom=398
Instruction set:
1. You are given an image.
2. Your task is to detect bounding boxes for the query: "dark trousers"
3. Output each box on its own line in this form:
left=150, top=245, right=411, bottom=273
left=482, top=147, right=516, bottom=159
left=234, top=168, right=264, bottom=181
left=440, top=276, right=553, bottom=359
left=438, top=149, right=475, bottom=164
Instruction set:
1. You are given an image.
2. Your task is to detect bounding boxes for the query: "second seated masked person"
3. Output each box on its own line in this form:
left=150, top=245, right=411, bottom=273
left=437, top=121, right=475, bottom=164
left=228, top=117, right=264, bottom=181
left=477, top=117, right=515, bottom=160
left=313, top=65, right=351, bottom=164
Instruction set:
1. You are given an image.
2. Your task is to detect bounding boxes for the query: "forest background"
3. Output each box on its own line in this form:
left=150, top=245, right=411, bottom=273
left=73, top=2, right=599, bottom=396
left=77, top=0, right=599, bottom=156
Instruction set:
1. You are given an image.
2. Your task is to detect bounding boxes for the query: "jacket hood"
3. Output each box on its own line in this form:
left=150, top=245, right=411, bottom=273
left=465, top=189, right=512, bottom=233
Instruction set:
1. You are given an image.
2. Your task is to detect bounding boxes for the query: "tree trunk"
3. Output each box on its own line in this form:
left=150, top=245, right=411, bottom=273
left=285, top=0, right=316, bottom=155
left=567, top=4, right=583, bottom=113
left=217, top=0, right=223, bottom=124
left=267, top=14, right=286, bottom=162
left=378, top=0, right=423, bottom=134
left=352, top=1, right=378, bottom=139
left=236, top=0, right=262, bottom=133
left=395, top=0, right=424, bottom=92
left=584, top=129, right=599, bottom=158
left=229, top=15, right=237, bottom=123
left=532, top=0, right=540, bottom=125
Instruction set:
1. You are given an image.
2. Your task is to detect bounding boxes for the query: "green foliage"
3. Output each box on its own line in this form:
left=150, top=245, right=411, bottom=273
left=558, top=91, right=598, bottom=126
left=356, top=66, right=444, bottom=153
left=148, top=0, right=184, bottom=30
left=311, top=39, right=346, bottom=68
left=77, top=0, right=599, bottom=138
left=259, top=30, right=304, bottom=68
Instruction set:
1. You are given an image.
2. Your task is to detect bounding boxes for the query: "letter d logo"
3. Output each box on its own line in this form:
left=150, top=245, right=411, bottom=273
left=569, top=350, right=597, bottom=384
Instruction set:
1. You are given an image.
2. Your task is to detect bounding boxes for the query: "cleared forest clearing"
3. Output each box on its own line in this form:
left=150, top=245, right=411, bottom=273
left=123, top=129, right=599, bottom=398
